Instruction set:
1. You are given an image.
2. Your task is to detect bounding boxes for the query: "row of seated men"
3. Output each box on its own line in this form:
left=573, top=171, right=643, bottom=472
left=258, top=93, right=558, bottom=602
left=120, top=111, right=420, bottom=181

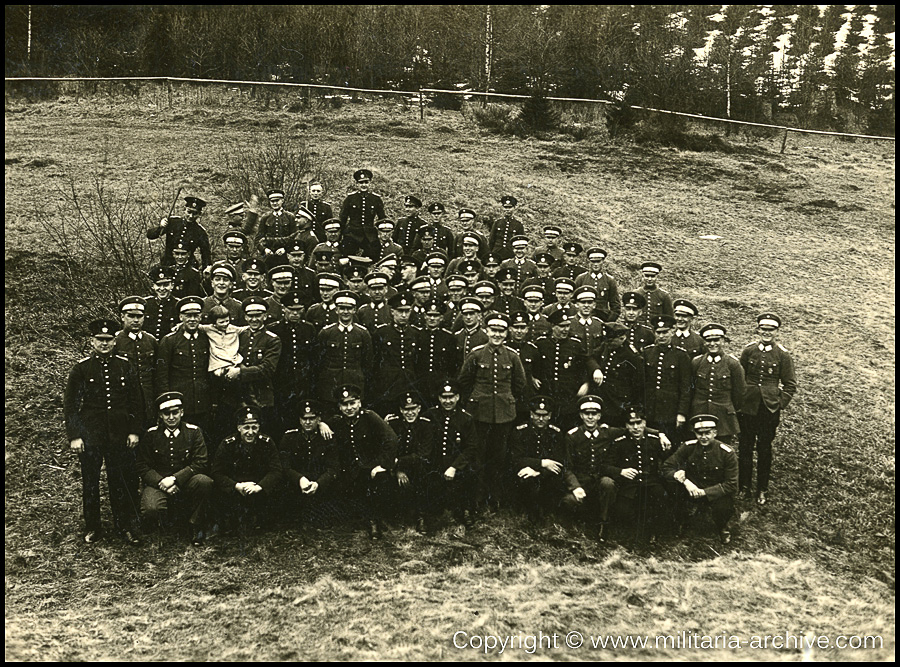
left=135, top=387, right=739, bottom=546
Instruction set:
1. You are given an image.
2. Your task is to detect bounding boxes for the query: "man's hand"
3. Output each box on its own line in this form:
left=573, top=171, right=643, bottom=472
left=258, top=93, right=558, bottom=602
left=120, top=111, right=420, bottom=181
left=235, top=482, right=251, bottom=496
left=303, top=481, right=319, bottom=495
left=541, top=458, right=562, bottom=474
left=620, top=467, right=639, bottom=480
left=246, top=482, right=263, bottom=495
left=673, top=470, right=686, bottom=484
left=370, top=465, right=387, bottom=479
left=659, top=433, right=672, bottom=451
left=592, top=369, right=605, bottom=385
left=159, top=476, right=178, bottom=492
left=517, top=466, right=539, bottom=479
left=443, top=466, right=456, bottom=481
left=577, top=382, right=590, bottom=398
left=319, top=421, right=333, bottom=440
left=676, top=414, right=686, bottom=427
left=275, top=248, right=286, bottom=256
left=299, top=476, right=310, bottom=491
left=70, top=438, right=85, bottom=454
left=396, top=471, right=410, bottom=487
left=127, top=434, right=140, bottom=449
left=160, top=217, right=169, bottom=228
left=572, top=487, right=587, bottom=502
left=684, top=480, right=704, bottom=498
left=532, top=378, right=542, bottom=389
left=225, top=366, right=241, bottom=381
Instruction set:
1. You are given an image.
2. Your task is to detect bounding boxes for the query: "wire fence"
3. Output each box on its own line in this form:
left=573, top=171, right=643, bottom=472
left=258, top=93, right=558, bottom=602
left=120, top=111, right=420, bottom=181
left=6, top=75, right=895, bottom=144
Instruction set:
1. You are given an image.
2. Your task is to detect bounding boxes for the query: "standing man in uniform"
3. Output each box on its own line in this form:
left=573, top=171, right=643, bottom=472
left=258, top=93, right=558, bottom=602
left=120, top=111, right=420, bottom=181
left=114, top=296, right=158, bottom=430
left=301, top=181, right=334, bottom=242
left=569, top=286, right=607, bottom=356
left=641, top=315, right=691, bottom=445
left=552, top=242, right=584, bottom=281
left=621, top=292, right=656, bottom=353
left=394, top=195, right=426, bottom=252
left=268, top=290, right=317, bottom=439
left=457, top=312, right=528, bottom=509
left=575, top=247, right=620, bottom=322
left=663, top=414, right=738, bottom=544
left=590, top=322, right=644, bottom=427
left=315, top=291, right=374, bottom=407
left=255, top=189, right=297, bottom=269
left=484, top=195, right=525, bottom=261
left=738, top=313, right=797, bottom=505
left=65, top=318, right=143, bottom=544
left=144, top=265, right=180, bottom=341
left=372, top=293, right=420, bottom=415
left=635, top=262, right=674, bottom=324
left=415, top=300, right=460, bottom=404
left=155, top=296, right=211, bottom=438
left=672, top=299, right=706, bottom=359
left=339, top=169, right=385, bottom=261
left=531, top=310, right=590, bottom=428
left=690, top=323, right=745, bottom=445
left=499, top=236, right=538, bottom=290
left=425, top=203, right=456, bottom=255
left=147, top=195, right=212, bottom=271
left=453, top=208, right=488, bottom=260
left=171, top=242, right=207, bottom=299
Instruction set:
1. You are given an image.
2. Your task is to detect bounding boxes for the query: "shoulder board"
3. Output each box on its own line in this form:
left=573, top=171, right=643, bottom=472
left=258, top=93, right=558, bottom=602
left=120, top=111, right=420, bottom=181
left=549, top=424, right=560, bottom=432
left=569, top=334, right=583, bottom=342
left=260, top=434, right=273, bottom=443
left=567, top=426, right=579, bottom=435
left=744, top=341, right=757, bottom=348
left=115, top=354, right=130, bottom=362
left=266, top=330, right=278, bottom=338
left=471, top=344, right=487, bottom=352
left=385, top=414, right=398, bottom=421
left=614, top=435, right=626, bottom=441
left=720, top=443, right=733, bottom=453
left=683, top=439, right=697, bottom=446
left=197, top=222, right=208, bottom=232
left=516, top=423, right=528, bottom=430
left=420, top=417, right=432, bottom=423
left=146, top=426, right=158, bottom=432
left=352, top=323, right=367, bottom=331
left=777, top=343, right=788, bottom=352
left=224, top=434, right=239, bottom=443
left=440, top=328, right=453, bottom=334
left=322, top=322, right=338, bottom=330
left=284, top=428, right=299, bottom=434
left=601, top=423, right=609, bottom=429
left=185, top=423, right=199, bottom=430
left=78, top=356, right=91, bottom=363
left=375, top=323, right=389, bottom=330
left=646, top=432, right=660, bottom=440
left=728, top=353, right=739, bottom=360
left=460, top=409, right=474, bottom=419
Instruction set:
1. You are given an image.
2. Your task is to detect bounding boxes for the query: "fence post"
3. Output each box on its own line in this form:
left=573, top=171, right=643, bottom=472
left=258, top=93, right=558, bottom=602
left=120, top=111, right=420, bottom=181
left=167, top=80, right=173, bottom=109
left=419, top=90, right=424, bottom=122
left=780, top=129, right=789, bottom=154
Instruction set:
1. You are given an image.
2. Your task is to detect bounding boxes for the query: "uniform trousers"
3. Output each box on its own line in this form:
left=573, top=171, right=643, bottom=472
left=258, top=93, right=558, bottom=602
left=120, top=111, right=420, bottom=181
left=474, top=421, right=513, bottom=508
left=738, top=409, right=780, bottom=492
left=666, top=482, right=735, bottom=531
left=79, top=443, right=140, bottom=533
left=140, top=474, right=213, bottom=527
left=560, top=476, right=616, bottom=524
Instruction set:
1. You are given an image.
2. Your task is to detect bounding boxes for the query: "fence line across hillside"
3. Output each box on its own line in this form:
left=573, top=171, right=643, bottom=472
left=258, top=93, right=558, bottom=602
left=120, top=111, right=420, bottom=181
left=6, top=76, right=895, bottom=144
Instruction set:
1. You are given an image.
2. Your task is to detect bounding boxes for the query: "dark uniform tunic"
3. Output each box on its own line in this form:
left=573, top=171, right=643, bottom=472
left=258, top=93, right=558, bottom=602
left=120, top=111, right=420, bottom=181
left=625, top=321, right=656, bottom=353
left=531, top=335, right=589, bottom=421
left=372, top=323, right=420, bottom=410
left=144, top=296, right=179, bottom=341
left=64, top=352, right=142, bottom=533
left=385, top=414, right=434, bottom=516
left=201, top=295, right=242, bottom=324
left=523, top=313, right=552, bottom=343
left=690, top=354, right=745, bottom=439
left=415, top=326, right=460, bottom=402
left=147, top=217, right=212, bottom=270
left=738, top=341, right=797, bottom=493
left=485, top=215, right=525, bottom=259
left=422, top=406, right=479, bottom=515
left=315, top=323, right=373, bottom=404
left=339, top=191, right=386, bottom=259
left=394, top=215, right=426, bottom=252
left=154, top=327, right=211, bottom=426
left=172, top=265, right=206, bottom=299
left=602, top=428, right=666, bottom=531
left=278, top=427, right=340, bottom=521
left=551, top=262, right=584, bottom=281
left=590, top=343, right=644, bottom=426
left=499, top=258, right=538, bottom=290
left=491, top=294, right=526, bottom=318
left=268, top=320, right=317, bottom=433
left=510, top=422, right=578, bottom=515
left=662, top=437, right=738, bottom=530
left=569, top=316, right=606, bottom=356
left=235, top=327, right=282, bottom=410
left=290, top=266, right=319, bottom=309
left=305, top=302, right=340, bottom=332
left=672, top=329, right=706, bottom=359
left=114, top=330, right=158, bottom=429
left=454, top=327, right=489, bottom=360
left=574, top=271, right=621, bottom=322
left=641, top=344, right=692, bottom=440
left=332, top=410, right=398, bottom=520
left=522, top=275, right=558, bottom=304
left=636, top=286, right=674, bottom=324
left=356, top=300, right=392, bottom=332
left=136, top=422, right=212, bottom=526
left=212, top=432, right=283, bottom=527
left=255, top=210, right=298, bottom=256
left=562, top=424, right=616, bottom=522
left=301, top=199, right=334, bottom=242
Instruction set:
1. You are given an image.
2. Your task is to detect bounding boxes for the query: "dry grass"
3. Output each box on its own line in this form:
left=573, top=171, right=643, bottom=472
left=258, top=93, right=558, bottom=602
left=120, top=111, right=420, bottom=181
left=5, top=97, right=895, bottom=660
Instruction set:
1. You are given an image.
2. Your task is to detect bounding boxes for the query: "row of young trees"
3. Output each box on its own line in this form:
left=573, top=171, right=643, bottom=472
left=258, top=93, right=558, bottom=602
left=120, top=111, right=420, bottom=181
left=5, top=5, right=895, bottom=133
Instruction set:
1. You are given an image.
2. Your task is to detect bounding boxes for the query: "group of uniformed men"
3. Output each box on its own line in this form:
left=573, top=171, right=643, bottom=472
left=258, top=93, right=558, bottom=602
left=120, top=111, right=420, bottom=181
left=63, top=170, right=797, bottom=547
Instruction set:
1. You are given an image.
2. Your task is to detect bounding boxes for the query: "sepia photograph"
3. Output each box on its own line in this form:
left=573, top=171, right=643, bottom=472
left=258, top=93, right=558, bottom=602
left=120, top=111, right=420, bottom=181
left=5, top=5, right=894, bottom=660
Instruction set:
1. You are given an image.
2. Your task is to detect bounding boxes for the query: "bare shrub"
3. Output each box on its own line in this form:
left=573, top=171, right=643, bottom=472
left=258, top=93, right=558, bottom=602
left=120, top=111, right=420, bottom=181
left=463, top=102, right=524, bottom=136
left=34, top=160, right=157, bottom=321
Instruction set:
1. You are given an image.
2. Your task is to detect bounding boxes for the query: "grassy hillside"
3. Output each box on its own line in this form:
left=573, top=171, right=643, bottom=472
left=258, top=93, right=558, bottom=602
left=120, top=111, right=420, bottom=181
left=5, top=97, right=895, bottom=660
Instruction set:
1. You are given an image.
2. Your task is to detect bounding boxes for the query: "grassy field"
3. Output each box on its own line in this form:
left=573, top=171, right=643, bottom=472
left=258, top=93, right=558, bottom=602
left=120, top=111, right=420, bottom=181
left=5, top=95, right=895, bottom=660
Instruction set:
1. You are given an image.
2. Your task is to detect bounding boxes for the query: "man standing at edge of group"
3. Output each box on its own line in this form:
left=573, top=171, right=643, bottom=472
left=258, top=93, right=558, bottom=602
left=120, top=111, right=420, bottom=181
left=147, top=195, right=212, bottom=271
left=339, top=168, right=385, bottom=261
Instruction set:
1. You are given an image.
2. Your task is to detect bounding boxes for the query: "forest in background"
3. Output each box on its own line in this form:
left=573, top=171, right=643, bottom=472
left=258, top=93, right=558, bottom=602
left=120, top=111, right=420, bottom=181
left=4, top=5, right=895, bottom=134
